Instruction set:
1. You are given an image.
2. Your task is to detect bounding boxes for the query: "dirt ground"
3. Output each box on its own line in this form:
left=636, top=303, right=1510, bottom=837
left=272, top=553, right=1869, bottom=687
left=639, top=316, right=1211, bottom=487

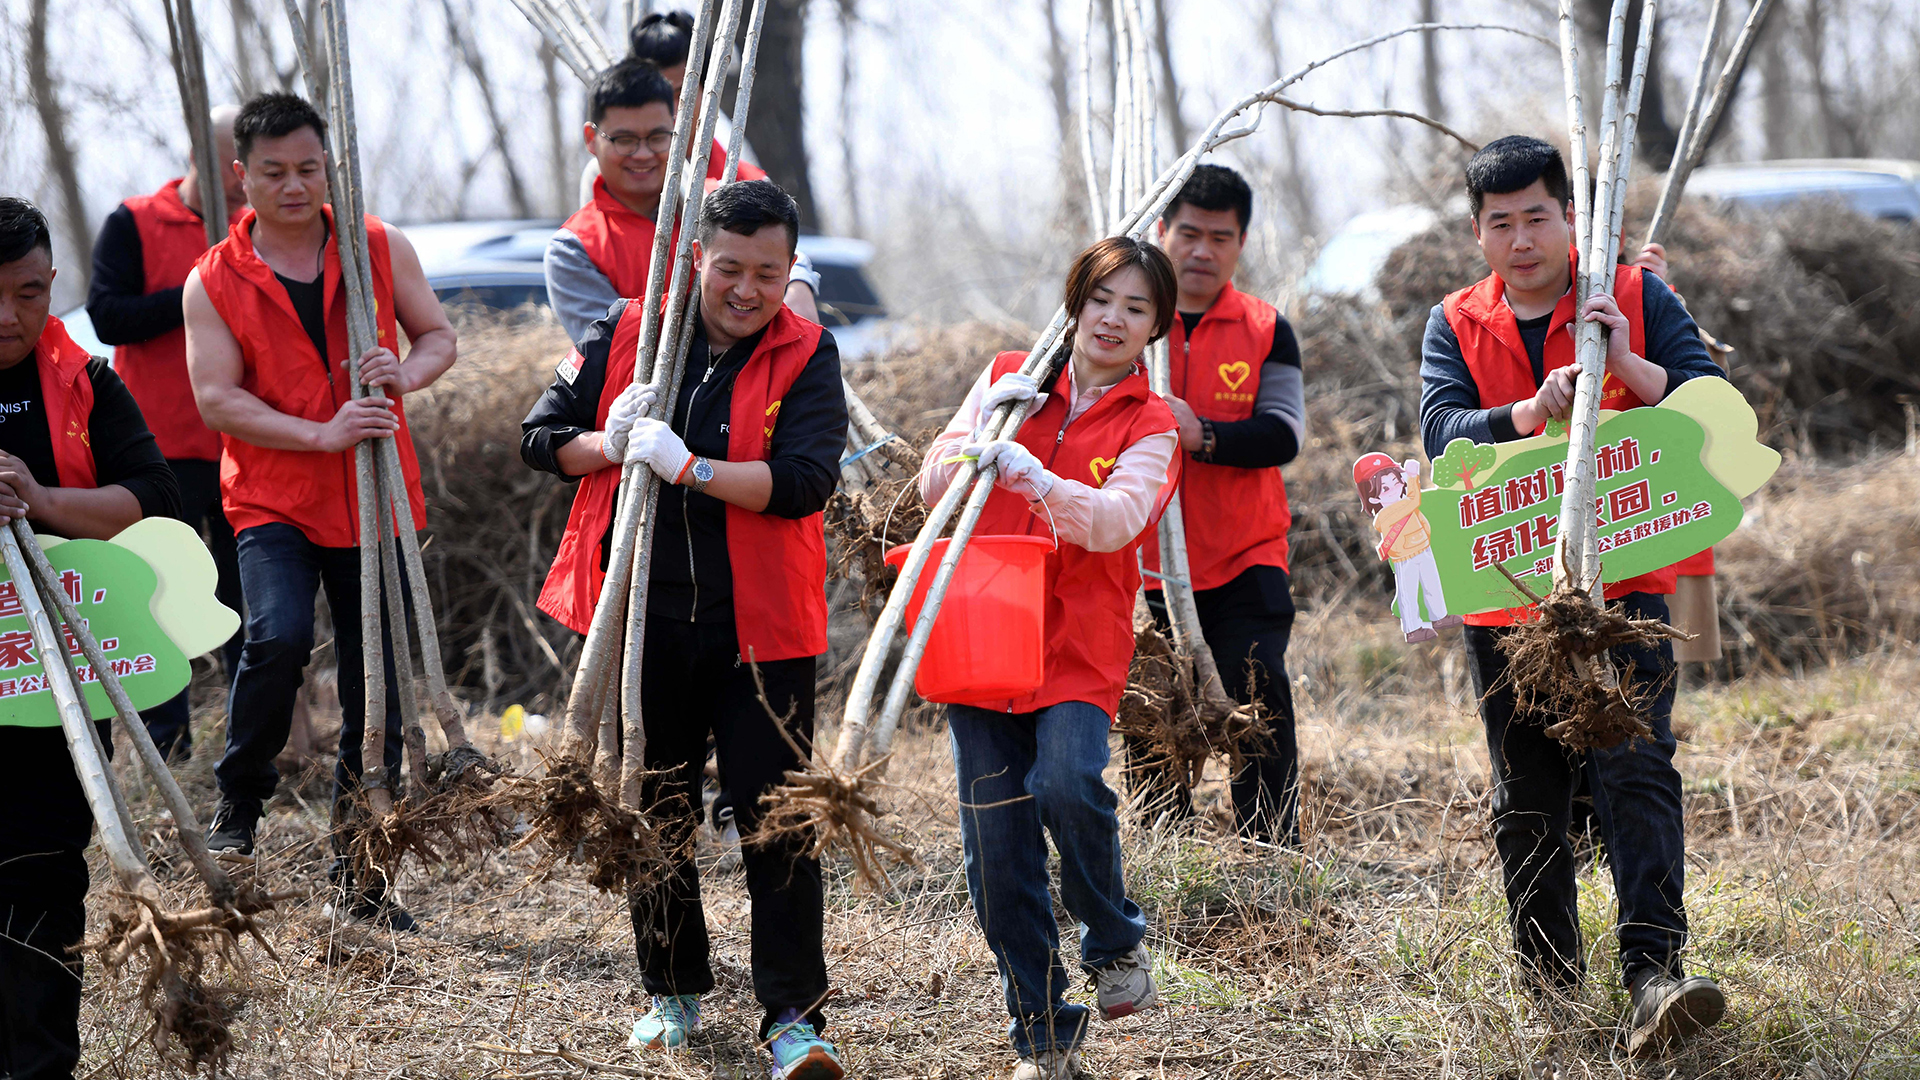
left=74, top=590, right=1920, bottom=1079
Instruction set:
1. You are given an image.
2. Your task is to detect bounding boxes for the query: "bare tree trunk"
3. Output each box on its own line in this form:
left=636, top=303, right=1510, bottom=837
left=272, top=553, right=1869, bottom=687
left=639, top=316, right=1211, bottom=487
left=440, top=0, right=535, bottom=217
left=1150, top=0, right=1189, bottom=151
left=1420, top=0, right=1445, bottom=126
left=1042, top=0, right=1090, bottom=236
left=26, top=0, right=90, bottom=288
left=1800, top=0, right=1863, bottom=157
left=541, top=41, right=572, bottom=216
left=744, top=0, right=817, bottom=228
left=1259, top=0, right=1318, bottom=238
left=1624, top=0, right=1678, bottom=167
left=1758, top=9, right=1794, bottom=158
left=230, top=0, right=263, bottom=97
left=835, top=0, right=863, bottom=236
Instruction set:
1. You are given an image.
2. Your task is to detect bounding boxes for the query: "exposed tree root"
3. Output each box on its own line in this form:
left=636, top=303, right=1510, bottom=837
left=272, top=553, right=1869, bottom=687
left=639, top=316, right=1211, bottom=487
left=86, top=885, right=301, bottom=1073
left=1114, top=620, right=1263, bottom=792
left=495, top=758, right=674, bottom=895
left=826, top=476, right=928, bottom=614
left=337, top=750, right=514, bottom=891
left=751, top=751, right=918, bottom=891
left=1495, top=566, right=1688, bottom=751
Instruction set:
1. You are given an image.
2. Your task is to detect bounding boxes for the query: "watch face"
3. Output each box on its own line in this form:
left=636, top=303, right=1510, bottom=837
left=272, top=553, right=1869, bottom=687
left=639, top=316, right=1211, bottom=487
left=694, top=459, right=715, bottom=482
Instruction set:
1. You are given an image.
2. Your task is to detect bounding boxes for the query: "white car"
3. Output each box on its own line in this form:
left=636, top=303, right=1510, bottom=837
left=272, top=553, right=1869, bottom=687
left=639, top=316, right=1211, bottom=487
left=62, top=219, right=894, bottom=360
left=1684, top=159, right=1920, bottom=222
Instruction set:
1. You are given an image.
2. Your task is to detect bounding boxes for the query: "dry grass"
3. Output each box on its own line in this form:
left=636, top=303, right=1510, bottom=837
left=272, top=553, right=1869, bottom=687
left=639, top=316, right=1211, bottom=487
left=67, top=278, right=1920, bottom=1077
left=78, top=555, right=1920, bottom=1078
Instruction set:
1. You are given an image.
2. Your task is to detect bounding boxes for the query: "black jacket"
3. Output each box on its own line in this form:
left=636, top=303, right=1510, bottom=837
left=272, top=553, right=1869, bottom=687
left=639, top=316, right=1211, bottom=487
left=521, top=300, right=846, bottom=622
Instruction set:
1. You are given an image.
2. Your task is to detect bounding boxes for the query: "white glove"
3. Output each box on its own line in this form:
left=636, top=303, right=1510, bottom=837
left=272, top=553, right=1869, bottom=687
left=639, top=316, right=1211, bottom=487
left=625, top=417, right=695, bottom=482
left=965, top=439, right=1054, bottom=502
left=973, top=372, right=1045, bottom=438
left=600, top=382, right=657, bottom=462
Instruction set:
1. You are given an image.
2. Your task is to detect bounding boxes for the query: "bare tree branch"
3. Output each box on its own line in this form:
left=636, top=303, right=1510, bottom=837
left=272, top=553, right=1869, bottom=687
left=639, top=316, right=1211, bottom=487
left=26, top=0, right=90, bottom=285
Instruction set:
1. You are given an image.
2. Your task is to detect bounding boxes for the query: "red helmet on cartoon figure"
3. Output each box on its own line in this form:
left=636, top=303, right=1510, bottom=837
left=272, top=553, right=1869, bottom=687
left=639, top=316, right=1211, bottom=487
left=1353, top=452, right=1399, bottom=486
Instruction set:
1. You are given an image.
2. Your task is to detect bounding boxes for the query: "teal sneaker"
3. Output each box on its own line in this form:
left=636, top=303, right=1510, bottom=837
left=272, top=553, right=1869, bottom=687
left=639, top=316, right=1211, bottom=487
left=627, top=995, right=702, bottom=1050
left=766, top=1017, right=843, bottom=1079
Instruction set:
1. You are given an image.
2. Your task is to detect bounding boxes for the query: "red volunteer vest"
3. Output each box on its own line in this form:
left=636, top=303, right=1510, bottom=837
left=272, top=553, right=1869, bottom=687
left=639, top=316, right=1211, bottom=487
left=562, top=177, right=668, bottom=300
left=1142, top=282, right=1291, bottom=591
left=536, top=304, right=829, bottom=662
left=196, top=207, right=426, bottom=548
left=1443, top=254, right=1671, bottom=626
left=971, top=351, right=1179, bottom=718
left=32, top=316, right=101, bottom=490
left=707, top=140, right=768, bottom=182
left=116, top=179, right=226, bottom=461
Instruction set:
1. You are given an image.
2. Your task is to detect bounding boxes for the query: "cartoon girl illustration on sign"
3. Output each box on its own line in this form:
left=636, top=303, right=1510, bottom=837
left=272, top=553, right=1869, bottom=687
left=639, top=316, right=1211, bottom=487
left=1355, top=453, right=1463, bottom=643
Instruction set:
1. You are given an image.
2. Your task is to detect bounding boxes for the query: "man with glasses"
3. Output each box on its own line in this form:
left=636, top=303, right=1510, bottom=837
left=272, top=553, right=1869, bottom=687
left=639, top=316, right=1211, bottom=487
left=547, top=59, right=815, bottom=347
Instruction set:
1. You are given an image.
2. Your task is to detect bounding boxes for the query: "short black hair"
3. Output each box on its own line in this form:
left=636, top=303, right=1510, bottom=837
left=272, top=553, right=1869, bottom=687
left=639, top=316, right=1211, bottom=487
left=1162, top=164, right=1253, bottom=235
left=697, top=179, right=800, bottom=256
left=590, top=59, right=675, bottom=124
left=0, top=197, right=53, bottom=266
left=234, top=91, right=327, bottom=165
left=627, top=10, right=694, bottom=69
left=1465, top=135, right=1572, bottom=219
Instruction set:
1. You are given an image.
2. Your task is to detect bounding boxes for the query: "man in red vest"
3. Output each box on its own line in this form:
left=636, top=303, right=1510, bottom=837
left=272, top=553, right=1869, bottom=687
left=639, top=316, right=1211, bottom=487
left=1133, top=164, right=1305, bottom=846
left=551, top=58, right=819, bottom=348
left=522, top=180, right=847, bottom=1080
left=1418, top=136, right=1727, bottom=1055
left=0, top=195, right=181, bottom=1080
left=182, top=93, right=458, bottom=930
left=86, top=103, right=247, bottom=761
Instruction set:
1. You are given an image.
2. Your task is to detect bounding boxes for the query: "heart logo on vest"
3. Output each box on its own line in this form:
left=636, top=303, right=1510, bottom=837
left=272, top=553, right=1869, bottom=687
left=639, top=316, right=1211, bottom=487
left=1089, top=455, right=1118, bottom=485
left=1218, top=361, right=1251, bottom=392
left=764, top=399, right=783, bottom=449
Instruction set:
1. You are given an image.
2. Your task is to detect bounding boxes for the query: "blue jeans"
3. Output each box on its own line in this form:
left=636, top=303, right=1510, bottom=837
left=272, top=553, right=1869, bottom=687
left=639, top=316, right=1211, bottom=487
left=215, top=522, right=406, bottom=805
left=1464, top=591, right=1688, bottom=989
left=948, top=701, right=1147, bottom=1057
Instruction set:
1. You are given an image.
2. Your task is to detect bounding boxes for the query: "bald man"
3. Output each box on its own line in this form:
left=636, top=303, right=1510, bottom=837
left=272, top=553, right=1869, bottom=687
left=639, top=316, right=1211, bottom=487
left=86, top=104, right=246, bottom=760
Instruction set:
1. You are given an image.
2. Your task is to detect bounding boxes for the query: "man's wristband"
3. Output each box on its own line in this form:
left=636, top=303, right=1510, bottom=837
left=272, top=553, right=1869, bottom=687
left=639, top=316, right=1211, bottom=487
left=1197, top=419, right=1217, bottom=458
left=672, top=454, right=696, bottom=485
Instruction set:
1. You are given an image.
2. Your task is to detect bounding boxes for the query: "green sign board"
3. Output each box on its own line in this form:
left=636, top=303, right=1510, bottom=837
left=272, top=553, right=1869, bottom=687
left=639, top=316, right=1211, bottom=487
left=1358, top=378, right=1780, bottom=639
left=0, top=518, right=240, bottom=727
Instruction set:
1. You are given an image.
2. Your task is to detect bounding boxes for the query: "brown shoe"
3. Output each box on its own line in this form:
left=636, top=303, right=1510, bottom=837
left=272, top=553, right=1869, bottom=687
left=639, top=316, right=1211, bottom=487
left=1625, top=973, right=1725, bottom=1056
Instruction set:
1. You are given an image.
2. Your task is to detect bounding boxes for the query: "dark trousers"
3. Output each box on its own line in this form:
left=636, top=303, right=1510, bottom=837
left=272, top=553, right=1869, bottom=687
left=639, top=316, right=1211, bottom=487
left=0, top=724, right=104, bottom=1080
left=627, top=615, right=828, bottom=1039
left=1464, top=591, right=1689, bottom=990
left=1127, top=565, right=1300, bottom=844
left=949, top=701, right=1146, bottom=1057
left=141, top=459, right=245, bottom=762
left=216, top=522, right=406, bottom=805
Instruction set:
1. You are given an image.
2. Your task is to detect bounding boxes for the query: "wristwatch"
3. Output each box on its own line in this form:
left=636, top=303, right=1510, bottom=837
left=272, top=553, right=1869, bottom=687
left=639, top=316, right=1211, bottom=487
left=687, top=456, right=715, bottom=494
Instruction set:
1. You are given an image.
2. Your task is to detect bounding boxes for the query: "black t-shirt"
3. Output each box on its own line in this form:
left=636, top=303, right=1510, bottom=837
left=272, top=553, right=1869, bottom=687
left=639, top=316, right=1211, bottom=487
left=277, top=272, right=329, bottom=361
left=0, top=358, right=57, bottom=489
left=1515, top=311, right=1554, bottom=386
left=0, top=352, right=180, bottom=533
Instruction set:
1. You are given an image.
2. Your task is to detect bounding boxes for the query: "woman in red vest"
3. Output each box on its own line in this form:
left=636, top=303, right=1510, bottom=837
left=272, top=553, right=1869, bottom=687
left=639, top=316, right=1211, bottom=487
left=1417, top=136, right=1728, bottom=1056
left=523, top=181, right=847, bottom=1080
left=918, top=237, right=1179, bottom=1080
left=0, top=196, right=181, bottom=1080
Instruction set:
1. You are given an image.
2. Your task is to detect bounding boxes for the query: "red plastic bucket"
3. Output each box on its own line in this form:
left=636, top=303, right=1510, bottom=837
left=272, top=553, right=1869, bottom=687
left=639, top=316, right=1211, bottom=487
left=883, top=535, right=1051, bottom=705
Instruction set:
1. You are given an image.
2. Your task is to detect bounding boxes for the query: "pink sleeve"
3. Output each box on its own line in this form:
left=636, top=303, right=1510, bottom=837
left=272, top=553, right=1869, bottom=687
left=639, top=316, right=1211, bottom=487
left=1033, top=430, right=1179, bottom=553
left=917, top=364, right=996, bottom=505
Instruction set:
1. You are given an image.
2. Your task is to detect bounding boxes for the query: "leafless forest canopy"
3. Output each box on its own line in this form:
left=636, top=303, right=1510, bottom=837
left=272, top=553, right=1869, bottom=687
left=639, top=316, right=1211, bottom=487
left=4, top=0, right=1919, bottom=314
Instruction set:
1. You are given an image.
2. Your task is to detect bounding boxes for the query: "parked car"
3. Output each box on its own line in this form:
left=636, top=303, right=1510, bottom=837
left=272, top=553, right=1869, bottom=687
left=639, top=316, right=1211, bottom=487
left=1296, top=204, right=1444, bottom=302
left=405, top=219, right=894, bottom=357
left=1685, top=159, right=1920, bottom=221
left=62, top=217, right=893, bottom=360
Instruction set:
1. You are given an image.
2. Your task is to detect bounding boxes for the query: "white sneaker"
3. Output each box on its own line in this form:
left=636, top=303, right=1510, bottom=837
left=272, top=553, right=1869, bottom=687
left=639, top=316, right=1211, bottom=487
left=713, top=805, right=743, bottom=872
left=1011, top=1048, right=1088, bottom=1080
left=1090, top=942, right=1158, bottom=1019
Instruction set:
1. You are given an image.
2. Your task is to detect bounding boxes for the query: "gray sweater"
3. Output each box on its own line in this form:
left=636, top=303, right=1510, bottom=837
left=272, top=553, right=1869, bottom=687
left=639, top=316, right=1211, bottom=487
left=1418, top=271, right=1725, bottom=460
